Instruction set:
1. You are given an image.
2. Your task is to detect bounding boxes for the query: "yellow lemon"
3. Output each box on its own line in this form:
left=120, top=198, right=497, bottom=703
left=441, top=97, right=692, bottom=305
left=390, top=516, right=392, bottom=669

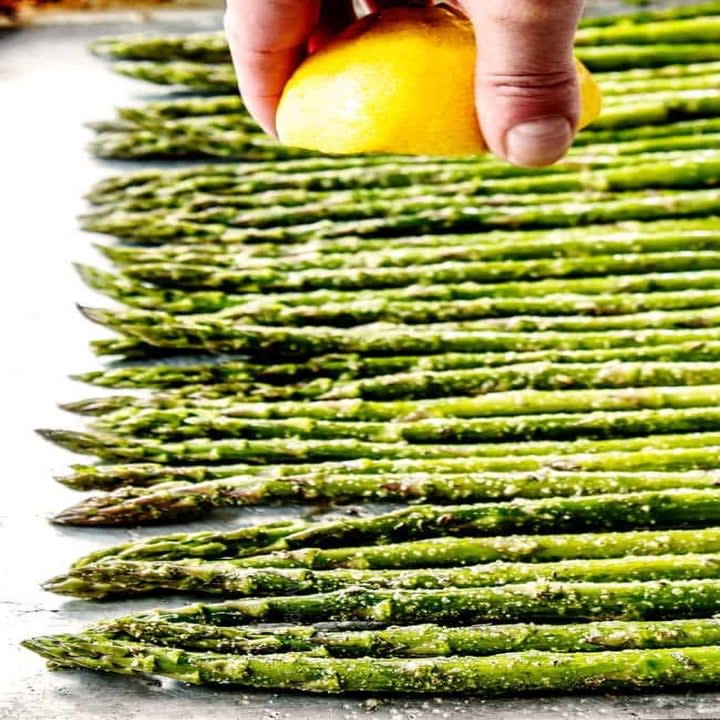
left=277, top=6, right=602, bottom=156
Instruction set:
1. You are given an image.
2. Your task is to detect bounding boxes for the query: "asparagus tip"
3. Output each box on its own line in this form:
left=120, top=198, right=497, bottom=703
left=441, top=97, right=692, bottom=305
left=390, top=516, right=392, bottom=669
left=51, top=504, right=95, bottom=526
left=36, top=428, right=105, bottom=455
left=77, top=305, right=113, bottom=326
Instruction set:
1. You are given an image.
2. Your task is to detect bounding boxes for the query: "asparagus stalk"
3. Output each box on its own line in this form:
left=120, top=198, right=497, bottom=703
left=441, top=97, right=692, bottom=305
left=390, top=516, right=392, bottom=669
left=90, top=383, right=720, bottom=424
left=67, top=361, right=720, bottom=408
left=91, top=33, right=230, bottom=62
left=576, top=43, right=720, bottom=70
left=53, top=487, right=720, bottom=542
left=46, top=552, right=720, bottom=600
left=55, top=444, right=720, bottom=492
left=580, top=2, right=720, bottom=27
left=323, top=361, right=720, bottom=401
left=72, top=525, right=720, bottom=569
left=39, top=426, right=720, bottom=465
left=24, top=633, right=720, bottom=695
left=112, top=60, right=238, bottom=90
left=91, top=113, right=260, bottom=136
left=577, top=16, right=720, bottom=44
left=90, top=128, right=315, bottom=162
left=84, top=405, right=720, bottom=448
left=85, top=311, right=720, bottom=357
left=95, top=578, right=720, bottom=624
left=117, top=96, right=244, bottom=121
left=74, top=341, right=720, bottom=391
left=83, top=282, right=720, bottom=322
left=102, top=251, right=720, bottom=294
left=95, top=616, right=720, bottom=657
left=51, top=470, right=720, bottom=526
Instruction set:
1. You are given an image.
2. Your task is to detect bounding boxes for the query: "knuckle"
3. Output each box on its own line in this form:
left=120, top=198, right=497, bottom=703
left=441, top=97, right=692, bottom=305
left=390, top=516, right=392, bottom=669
left=484, top=71, right=577, bottom=99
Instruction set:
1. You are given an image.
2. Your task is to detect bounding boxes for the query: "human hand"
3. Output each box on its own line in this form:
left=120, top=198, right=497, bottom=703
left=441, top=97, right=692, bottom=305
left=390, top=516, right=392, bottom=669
left=225, top=0, right=584, bottom=167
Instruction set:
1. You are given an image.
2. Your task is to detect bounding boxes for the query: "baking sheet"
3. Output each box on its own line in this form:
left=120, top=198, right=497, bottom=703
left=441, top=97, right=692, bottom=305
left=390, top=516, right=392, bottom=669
left=3, top=6, right=720, bottom=718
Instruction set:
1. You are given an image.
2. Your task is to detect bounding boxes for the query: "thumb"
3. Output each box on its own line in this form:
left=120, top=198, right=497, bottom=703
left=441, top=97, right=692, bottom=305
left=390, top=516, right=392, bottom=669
left=463, top=0, right=584, bottom=167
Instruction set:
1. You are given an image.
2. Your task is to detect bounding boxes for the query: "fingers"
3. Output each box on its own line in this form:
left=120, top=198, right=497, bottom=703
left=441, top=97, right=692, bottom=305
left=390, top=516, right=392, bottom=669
left=224, top=0, right=322, bottom=135
left=463, top=0, right=584, bottom=167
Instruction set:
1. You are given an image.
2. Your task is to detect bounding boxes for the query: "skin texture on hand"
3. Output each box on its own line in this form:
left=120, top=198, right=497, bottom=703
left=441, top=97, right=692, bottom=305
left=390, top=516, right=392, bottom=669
left=224, top=0, right=584, bottom=167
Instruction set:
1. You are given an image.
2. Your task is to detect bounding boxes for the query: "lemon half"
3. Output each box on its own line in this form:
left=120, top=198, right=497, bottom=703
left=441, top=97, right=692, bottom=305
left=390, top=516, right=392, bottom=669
left=277, top=6, right=602, bottom=156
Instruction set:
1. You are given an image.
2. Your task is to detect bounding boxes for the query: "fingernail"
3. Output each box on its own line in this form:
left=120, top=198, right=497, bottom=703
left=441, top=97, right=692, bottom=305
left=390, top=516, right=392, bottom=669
left=505, top=116, right=573, bottom=168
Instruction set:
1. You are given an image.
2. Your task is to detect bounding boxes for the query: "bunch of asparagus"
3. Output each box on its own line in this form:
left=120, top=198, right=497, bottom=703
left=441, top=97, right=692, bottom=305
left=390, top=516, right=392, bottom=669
left=28, top=0, right=720, bottom=698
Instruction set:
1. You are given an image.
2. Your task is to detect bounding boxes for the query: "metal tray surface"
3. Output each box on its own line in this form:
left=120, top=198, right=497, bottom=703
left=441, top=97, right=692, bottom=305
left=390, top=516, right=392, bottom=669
left=2, top=6, right=720, bottom=718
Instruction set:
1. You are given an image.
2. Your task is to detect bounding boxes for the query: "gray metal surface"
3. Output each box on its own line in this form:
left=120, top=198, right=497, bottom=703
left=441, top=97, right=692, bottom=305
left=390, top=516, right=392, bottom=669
left=3, top=6, right=720, bottom=718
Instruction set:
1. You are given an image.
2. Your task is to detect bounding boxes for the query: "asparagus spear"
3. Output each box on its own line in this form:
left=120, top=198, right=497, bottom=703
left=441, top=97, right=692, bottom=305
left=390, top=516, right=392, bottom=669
left=90, top=128, right=315, bottom=162
left=55, top=444, right=720, bottom=491
left=46, top=552, right=720, bottom=600
left=90, top=383, right=720, bottom=425
left=53, top=487, right=720, bottom=542
left=88, top=262, right=720, bottom=310
left=74, top=341, right=720, bottom=391
left=112, top=60, right=238, bottom=90
left=24, top=633, right=720, bottom=695
left=91, top=113, right=260, bottom=136
left=67, top=361, right=720, bottom=408
left=39, top=427, right=720, bottom=464
left=91, top=33, right=230, bottom=62
left=72, top=525, right=720, bottom=569
left=85, top=312, right=720, bottom=358
left=323, top=361, right=720, bottom=401
left=117, top=96, right=244, bottom=121
left=97, top=578, right=720, bottom=624
left=52, top=470, right=720, bottom=526
left=580, top=2, right=720, bottom=27
left=100, top=249, right=720, bottom=292
left=95, top=616, right=720, bottom=657
left=577, top=16, right=720, bottom=44
left=83, top=283, right=720, bottom=322
left=576, top=43, right=720, bottom=70
left=83, top=405, right=720, bottom=448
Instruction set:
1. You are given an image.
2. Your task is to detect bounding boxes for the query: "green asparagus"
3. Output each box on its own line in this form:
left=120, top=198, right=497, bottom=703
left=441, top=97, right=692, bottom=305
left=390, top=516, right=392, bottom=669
left=94, top=616, right=720, bottom=657
left=66, top=361, right=720, bottom=408
left=96, top=578, right=720, bottom=624
left=84, top=311, right=720, bottom=357
left=51, top=470, right=720, bottom=526
left=54, top=444, right=720, bottom=491
left=72, top=525, right=720, bottom=569
left=53, top=487, right=720, bottom=541
left=46, top=552, right=720, bottom=600
left=24, top=634, right=720, bottom=694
